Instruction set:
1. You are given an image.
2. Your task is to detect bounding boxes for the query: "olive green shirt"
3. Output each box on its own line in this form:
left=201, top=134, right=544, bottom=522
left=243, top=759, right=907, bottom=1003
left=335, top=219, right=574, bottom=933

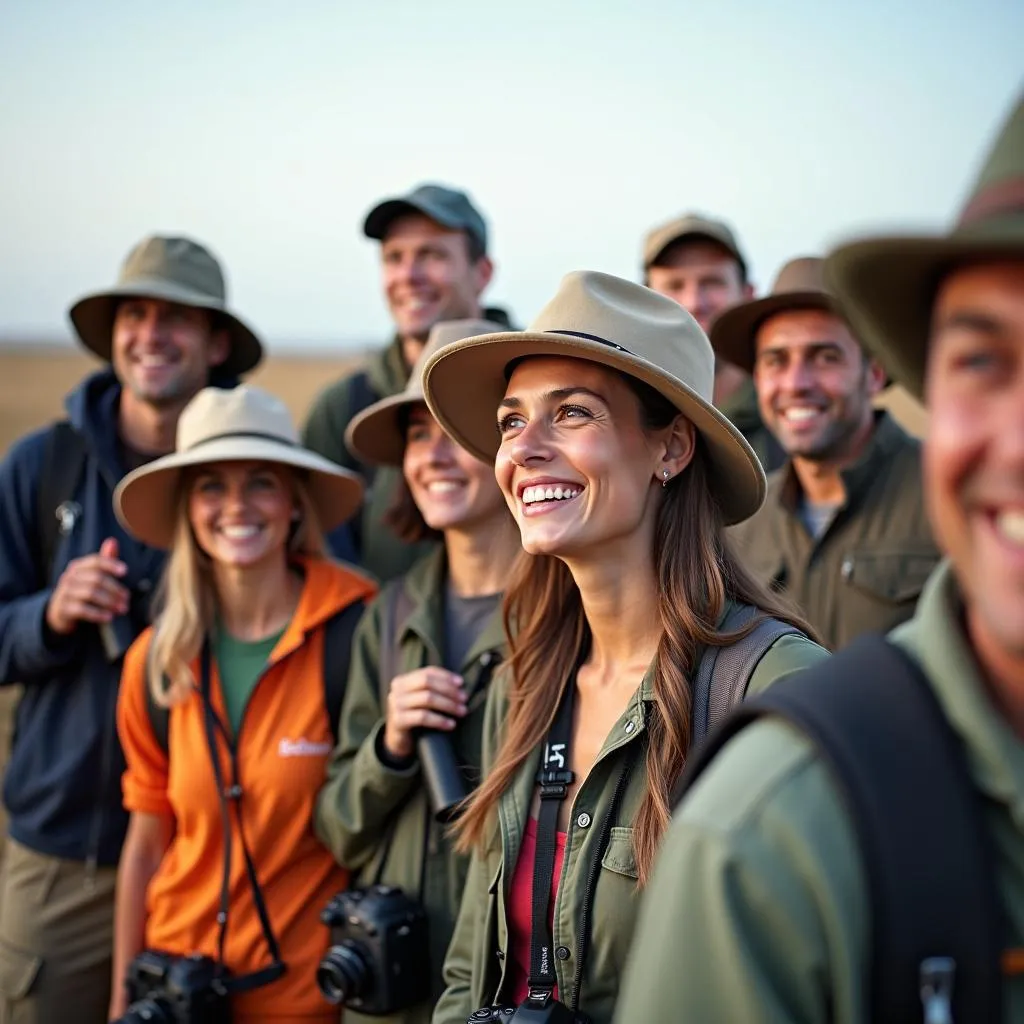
left=213, top=626, right=284, bottom=737
left=302, top=337, right=437, bottom=583
left=718, top=377, right=786, bottom=474
left=314, top=548, right=507, bottom=1024
left=729, top=413, right=941, bottom=651
left=616, top=561, right=1024, bottom=1023
left=432, top=613, right=828, bottom=1024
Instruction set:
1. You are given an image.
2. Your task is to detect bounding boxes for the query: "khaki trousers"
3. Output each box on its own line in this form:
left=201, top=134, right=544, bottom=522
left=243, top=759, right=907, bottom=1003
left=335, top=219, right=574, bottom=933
left=0, top=838, right=116, bottom=1024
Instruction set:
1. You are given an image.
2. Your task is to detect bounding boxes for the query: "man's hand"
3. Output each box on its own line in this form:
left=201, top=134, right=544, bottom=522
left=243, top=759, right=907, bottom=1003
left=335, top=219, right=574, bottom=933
left=46, top=537, right=129, bottom=636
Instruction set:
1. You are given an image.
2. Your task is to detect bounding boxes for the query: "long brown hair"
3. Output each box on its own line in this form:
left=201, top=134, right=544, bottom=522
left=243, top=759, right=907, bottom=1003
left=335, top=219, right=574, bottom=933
left=455, top=374, right=814, bottom=884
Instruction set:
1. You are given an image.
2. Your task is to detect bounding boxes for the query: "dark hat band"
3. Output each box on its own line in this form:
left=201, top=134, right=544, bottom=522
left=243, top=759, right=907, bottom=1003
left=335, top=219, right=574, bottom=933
left=183, top=429, right=298, bottom=453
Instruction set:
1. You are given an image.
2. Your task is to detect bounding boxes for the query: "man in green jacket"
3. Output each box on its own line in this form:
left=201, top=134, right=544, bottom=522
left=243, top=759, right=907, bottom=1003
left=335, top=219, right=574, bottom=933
left=615, top=90, right=1024, bottom=1023
left=642, top=213, right=785, bottom=472
left=720, top=256, right=941, bottom=650
left=303, top=183, right=510, bottom=582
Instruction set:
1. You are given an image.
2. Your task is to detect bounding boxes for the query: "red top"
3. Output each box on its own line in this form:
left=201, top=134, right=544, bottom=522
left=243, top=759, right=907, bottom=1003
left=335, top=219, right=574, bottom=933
left=507, top=816, right=569, bottom=1004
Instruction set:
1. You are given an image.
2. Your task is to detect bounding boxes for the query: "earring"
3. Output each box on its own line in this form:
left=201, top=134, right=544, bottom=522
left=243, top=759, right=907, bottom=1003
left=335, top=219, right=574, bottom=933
left=661, top=468, right=670, bottom=488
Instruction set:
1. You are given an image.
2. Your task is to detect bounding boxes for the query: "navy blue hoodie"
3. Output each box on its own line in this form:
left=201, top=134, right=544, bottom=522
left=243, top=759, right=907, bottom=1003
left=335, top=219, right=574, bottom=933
left=1, top=369, right=191, bottom=866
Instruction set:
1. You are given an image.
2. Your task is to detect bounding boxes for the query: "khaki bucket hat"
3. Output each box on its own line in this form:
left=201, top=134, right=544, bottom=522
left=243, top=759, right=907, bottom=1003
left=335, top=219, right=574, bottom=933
left=114, top=386, right=364, bottom=550
left=710, top=257, right=835, bottom=374
left=643, top=213, right=748, bottom=277
left=346, top=318, right=509, bottom=467
left=421, top=271, right=766, bottom=526
left=825, top=92, right=1024, bottom=399
left=69, top=235, right=263, bottom=376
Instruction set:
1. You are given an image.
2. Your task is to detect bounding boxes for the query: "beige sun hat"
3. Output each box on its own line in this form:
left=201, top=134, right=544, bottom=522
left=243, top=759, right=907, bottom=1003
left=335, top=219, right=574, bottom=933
left=709, top=257, right=836, bottom=374
left=69, top=235, right=263, bottom=376
left=825, top=91, right=1024, bottom=400
left=114, top=386, right=364, bottom=549
left=346, top=318, right=509, bottom=467
left=642, top=213, right=748, bottom=277
left=421, top=271, right=766, bottom=525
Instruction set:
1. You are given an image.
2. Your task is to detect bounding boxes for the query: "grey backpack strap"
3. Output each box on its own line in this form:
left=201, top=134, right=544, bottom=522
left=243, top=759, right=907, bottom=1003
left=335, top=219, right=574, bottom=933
left=690, top=604, right=801, bottom=748
left=377, top=581, right=415, bottom=712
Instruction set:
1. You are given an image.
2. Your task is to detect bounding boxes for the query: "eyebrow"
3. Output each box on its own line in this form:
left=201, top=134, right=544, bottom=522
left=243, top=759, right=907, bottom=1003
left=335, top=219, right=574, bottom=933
left=934, top=310, right=1004, bottom=335
left=758, top=340, right=846, bottom=358
left=498, top=386, right=609, bottom=410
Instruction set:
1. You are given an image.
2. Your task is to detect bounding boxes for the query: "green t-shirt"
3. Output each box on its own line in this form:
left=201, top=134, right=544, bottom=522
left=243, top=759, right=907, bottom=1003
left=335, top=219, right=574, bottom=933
left=212, top=626, right=285, bottom=737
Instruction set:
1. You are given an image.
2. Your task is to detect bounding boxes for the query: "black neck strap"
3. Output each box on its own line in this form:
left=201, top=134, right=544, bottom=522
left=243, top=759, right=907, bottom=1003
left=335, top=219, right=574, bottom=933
left=199, top=643, right=287, bottom=994
left=526, top=683, right=577, bottom=1005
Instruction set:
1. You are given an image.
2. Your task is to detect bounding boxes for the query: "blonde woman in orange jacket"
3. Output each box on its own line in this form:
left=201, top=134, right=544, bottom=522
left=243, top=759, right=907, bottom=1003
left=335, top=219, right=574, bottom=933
left=109, top=386, right=375, bottom=1023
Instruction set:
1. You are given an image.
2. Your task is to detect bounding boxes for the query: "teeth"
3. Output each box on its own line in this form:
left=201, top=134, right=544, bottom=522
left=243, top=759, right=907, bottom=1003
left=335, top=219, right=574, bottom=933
left=784, top=408, right=820, bottom=422
left=222, top=525, right=258, bottom=540
left=522, top=485, right=581, bottom=505
left=996, top=510, right=1024, bottom=546
left=427, top=481, right=461, bottom=493
left=139, top=355, right=171, bottom=368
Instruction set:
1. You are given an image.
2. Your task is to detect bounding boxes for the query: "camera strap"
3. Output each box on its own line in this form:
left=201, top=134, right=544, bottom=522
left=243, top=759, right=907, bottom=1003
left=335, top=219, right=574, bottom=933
left=199, top=642, right=287, bottom=994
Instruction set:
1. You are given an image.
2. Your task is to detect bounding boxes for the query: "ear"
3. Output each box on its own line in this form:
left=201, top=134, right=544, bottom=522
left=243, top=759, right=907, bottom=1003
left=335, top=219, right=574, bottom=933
left=473, top=255, right=495, bottom=297
left=656, top=414, right=696, bottom=486
left=207, top=328, right=231, bottom=369
left=865, top=356, right=887, bottom=399
left=741, top=281, right=756, bottom=301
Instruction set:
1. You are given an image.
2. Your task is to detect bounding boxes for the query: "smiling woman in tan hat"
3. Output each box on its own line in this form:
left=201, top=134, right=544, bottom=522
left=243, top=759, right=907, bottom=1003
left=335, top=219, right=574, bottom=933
left=313, top=319, right=519, bottom=1024
left=106, top=385, right=375, bottom=1023
left=423, top=271, right=827, bottom=1024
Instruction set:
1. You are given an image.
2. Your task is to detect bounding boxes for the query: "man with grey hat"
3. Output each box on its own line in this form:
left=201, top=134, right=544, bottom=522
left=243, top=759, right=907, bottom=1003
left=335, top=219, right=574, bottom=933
left=718, top=255, right=940, bottom=651
left=615, top=90, right=1024, bottom=1024
left=643, top=212, right=785, bottom=472
left=303, top=182, right=512, bottom=584
left=0, top=235, right=261, bottom=1023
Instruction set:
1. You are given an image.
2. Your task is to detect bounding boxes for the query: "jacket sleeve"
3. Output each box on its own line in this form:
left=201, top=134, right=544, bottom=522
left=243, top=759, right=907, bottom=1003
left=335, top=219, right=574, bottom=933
left=117, top=629, right=172, bottom=817
left=314, top=594, right=421, bottom=870
left=613, top=721, right=868, bottom=1024
left=0, top=430, right=83, bottom=686
left=433, top=671, right=510, bottom=1024
left=301, top=377, right=359, bottom=471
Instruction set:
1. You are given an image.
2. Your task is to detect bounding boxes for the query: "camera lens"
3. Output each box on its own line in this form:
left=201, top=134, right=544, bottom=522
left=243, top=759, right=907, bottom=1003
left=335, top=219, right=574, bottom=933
left=316, top=943, right=372, bottom=1005
left=114, top=997, right=176, bottom=1024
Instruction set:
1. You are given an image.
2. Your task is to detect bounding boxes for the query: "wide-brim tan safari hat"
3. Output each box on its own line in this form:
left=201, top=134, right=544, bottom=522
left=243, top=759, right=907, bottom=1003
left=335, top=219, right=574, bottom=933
left=421, top=271, right=766, bottom=525
left=115, top=385, right=363, bottom=549
left=825, top=92, right=1024, bottom=400
left=710, top=257, right=837, bottom=374
left=346, top=318, right=509, bottom=467
left=69, top=235, right=263, bottom=376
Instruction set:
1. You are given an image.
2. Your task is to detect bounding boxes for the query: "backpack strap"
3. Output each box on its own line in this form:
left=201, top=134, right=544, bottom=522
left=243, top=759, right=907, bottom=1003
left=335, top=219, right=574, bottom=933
left=676, top=633, right=1002, bottom=1024
left=346, top=371, right=379, bottom=487
left=377, top=581, right=415, bottom=712
left=321, top=599, right=366, bottom=743
left=143, top=599, right=367, bottom=756
left=689, top=603, right=801, bottom=748
left=37, top=420, right=89, bottom=585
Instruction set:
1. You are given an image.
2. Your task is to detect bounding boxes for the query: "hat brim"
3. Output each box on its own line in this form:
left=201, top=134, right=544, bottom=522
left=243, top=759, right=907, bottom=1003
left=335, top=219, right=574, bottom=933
left=825, top=233, right=1024, bottom=400
left=710, top=292, right=834, bottom=374
left=114, top=438, right=364, bottom=550
left=363, top=198, right=464, bottom=240
left=421, top=332, right=766, bottom=526
left=346, top=392, right=427, bottom=467
left=68, top=278, right=263, bottom=376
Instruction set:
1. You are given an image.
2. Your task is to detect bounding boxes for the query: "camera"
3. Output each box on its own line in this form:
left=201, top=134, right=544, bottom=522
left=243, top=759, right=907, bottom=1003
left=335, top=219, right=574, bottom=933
left=317, top=885, right=431, bottom=1015
left=113, top=950, right=230, bottom=1024
left=467, top=1000, right=590, bottom=1023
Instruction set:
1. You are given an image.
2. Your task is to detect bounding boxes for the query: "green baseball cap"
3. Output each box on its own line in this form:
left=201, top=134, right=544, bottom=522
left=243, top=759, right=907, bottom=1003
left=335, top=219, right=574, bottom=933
left=363, top=183, right=488, bottom=255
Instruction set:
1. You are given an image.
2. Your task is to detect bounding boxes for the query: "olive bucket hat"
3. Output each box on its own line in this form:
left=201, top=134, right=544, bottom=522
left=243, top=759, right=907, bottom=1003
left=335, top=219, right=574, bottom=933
left=421, top=270, right=766, bottom=525
left=69, top=235, right=263, bottom=376
left=825, top=92, right=1024, bottom=399
left=346, top=318, right=509, bottom=467
left=114, top=385, right=364, bottom=549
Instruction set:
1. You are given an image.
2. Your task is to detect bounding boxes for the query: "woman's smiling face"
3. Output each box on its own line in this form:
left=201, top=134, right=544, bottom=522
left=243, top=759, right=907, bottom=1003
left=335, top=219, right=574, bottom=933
left=494, top=356, right=680, bottom=559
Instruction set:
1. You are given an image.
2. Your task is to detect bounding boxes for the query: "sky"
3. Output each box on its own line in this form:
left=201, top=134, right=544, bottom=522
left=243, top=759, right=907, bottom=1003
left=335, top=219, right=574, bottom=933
left=2, top=0, right=1022, bottom=352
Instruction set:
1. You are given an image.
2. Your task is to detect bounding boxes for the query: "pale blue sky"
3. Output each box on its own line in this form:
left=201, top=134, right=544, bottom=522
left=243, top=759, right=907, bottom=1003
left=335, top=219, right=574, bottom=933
left=2, top=0, right=1022, bottom=351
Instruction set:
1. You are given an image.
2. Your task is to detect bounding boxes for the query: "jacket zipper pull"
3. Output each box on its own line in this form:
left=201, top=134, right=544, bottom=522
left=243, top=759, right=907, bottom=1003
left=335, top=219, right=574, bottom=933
left=920, top=956, right=956, bottom=1024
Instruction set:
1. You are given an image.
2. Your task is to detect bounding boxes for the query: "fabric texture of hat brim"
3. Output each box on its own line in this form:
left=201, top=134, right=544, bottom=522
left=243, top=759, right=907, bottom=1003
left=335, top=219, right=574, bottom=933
left=114, top=437, right=363, bottom=550
left=710, top=291, right=835, bottom=374
left=825, top=233, right=1024, bottom=400
left=422, top=331, right=766, bottom=525
left=363, top=198, right=463, bottom=240
left=69, top=278, right=263, bottom=376
left=346, top=392, right=428, bottom=467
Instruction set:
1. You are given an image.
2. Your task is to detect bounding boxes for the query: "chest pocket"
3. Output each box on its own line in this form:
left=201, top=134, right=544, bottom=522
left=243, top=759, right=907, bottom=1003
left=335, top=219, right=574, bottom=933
left=600, top=826, right=639, bottom=879
left=840, top=543, right=939, bottom=605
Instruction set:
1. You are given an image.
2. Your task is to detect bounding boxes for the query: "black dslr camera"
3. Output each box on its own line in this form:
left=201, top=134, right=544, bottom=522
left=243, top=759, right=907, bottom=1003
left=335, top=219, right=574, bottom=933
left=114, top=950, right=230, bottom=1024
left=317, top=884, right=431, bottom=1015
left=468, top=998, right=591, bottom=1023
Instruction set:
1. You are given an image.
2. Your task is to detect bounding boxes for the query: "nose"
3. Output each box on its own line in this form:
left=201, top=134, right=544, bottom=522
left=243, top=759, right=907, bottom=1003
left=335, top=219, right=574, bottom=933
left=779, top=356, right=816, bottom=394
left=503, top=417, right=553, bottom=468
left=425, top=430, right=457, bottom=465
left=135, top=308, right=169, bottom=347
